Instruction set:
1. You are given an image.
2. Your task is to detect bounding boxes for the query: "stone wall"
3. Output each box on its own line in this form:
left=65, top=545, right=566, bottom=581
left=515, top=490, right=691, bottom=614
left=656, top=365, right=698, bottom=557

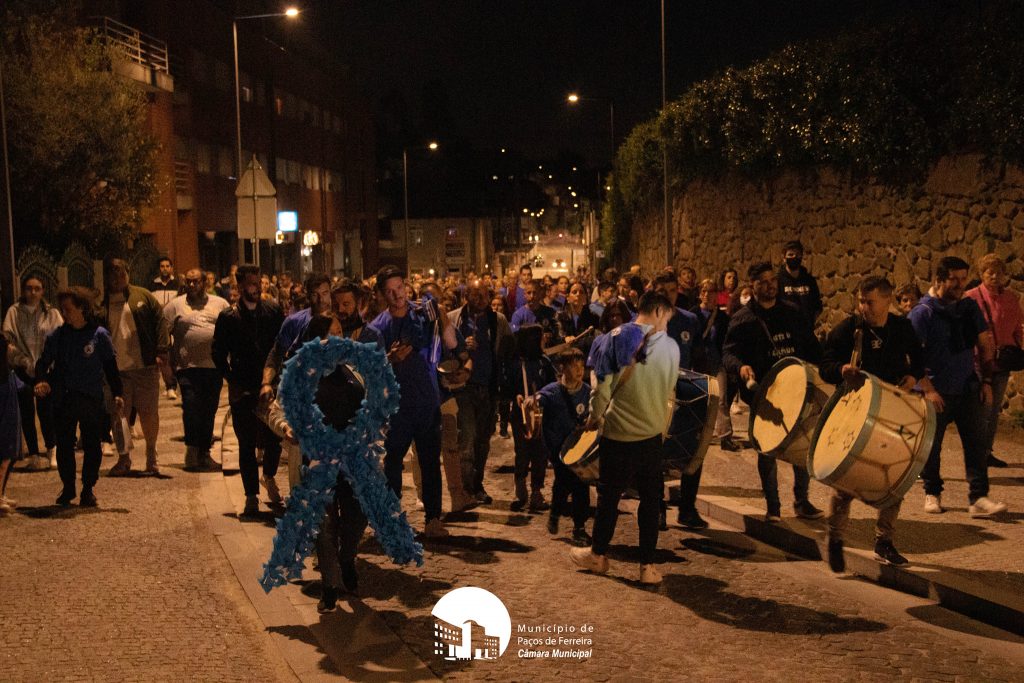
left=631, top=154, right=1024, bottom=418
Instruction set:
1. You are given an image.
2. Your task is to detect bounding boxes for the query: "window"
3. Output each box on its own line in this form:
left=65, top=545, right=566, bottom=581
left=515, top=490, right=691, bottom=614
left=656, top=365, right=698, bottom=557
left=310, top=166, right=321, bottom=191
left=174, top=136, right=190, bottom=161
left=299, top=98, right=311, bottom=123
left=213, top=60, right=231, bottom=91
left=255, top=81, right=265, bottom=106
left=195, top=143, right=211, bottom=174
left=218, top=146, right=234, bottom=177
left=240, top=72, right=252, bottom=103
left=275, top=96, right=284, bottom=116
left=410, top=229, right=424, bottom=246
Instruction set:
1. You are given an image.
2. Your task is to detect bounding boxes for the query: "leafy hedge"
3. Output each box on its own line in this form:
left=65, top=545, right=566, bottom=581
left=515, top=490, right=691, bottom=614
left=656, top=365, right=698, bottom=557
left=606, top=1, right=1024, bottom=250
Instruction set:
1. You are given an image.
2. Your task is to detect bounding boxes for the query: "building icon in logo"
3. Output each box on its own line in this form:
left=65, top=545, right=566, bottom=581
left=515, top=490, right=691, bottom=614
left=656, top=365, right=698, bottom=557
left=431, top=587, right=511, bottom=661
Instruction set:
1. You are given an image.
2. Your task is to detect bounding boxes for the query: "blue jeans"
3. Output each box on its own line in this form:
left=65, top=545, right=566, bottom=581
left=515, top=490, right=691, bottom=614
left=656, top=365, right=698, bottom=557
left=982, top=371, right=1010, bottom=458
left=921, top=380, right=990, bottom=503
left=384, top=404, right=443, bottom=522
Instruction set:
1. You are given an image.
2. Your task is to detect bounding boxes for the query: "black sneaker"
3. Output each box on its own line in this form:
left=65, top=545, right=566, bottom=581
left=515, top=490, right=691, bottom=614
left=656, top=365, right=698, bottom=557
left=794, top=500, right=824, bottom=520
left=988, top=454, right=1009, bottom=468
left=677, top=510, right=710, bottom=529
left=475, top=490, right=493, bottom=505
left=340, top=563, right=359, bottom=594
left=719, top=437, right=741, bottom=452
left=317, top=585, right=338, bottom=613
left=571, top=527, right=592, bottom=547
left=510, top=499, right=527, bottom=512
left=499, top=429, right=510, bottom=439
left=547, top=514, right=559, bottom=535
left=874, top=541, right=909, bottom=566
left=56, top=489, right=75, bottom=507
left=827, top=539, right=845, bottom=573
left=79, top=489, right=98, bottom=508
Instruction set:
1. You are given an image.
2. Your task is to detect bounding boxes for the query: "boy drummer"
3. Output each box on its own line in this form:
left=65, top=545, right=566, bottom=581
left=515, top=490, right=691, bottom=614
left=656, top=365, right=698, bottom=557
left=819, top=276, right=941, bottom=570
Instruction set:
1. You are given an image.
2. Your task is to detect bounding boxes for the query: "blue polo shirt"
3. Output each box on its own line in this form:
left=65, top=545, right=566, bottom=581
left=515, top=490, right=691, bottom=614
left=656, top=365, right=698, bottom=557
left=537, top=381, right=590, bottom=459
left=909, top=295, right=987, bottom=395
left=667, top=307, right=701, bottom=370
left=372, top=308, right=440, bottom=410
left=278, top=308, right=314, bottom=358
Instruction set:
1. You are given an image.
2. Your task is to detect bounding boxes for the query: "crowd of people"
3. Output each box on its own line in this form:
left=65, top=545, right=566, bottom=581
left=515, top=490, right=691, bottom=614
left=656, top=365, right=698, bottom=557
left=1, top=240, right=1020, bottom=600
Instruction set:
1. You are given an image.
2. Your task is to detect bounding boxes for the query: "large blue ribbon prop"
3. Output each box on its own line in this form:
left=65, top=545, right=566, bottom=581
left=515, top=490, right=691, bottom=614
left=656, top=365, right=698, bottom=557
left=259, top=336, right=424, bottom=593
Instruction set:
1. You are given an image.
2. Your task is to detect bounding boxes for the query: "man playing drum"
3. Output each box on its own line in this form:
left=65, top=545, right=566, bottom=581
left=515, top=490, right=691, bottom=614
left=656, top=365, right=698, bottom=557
left=819, top=276, right=941, bottom=570
left=570, top=291, right=679, bottom=586
left=723, top=262, right=824, bottom=523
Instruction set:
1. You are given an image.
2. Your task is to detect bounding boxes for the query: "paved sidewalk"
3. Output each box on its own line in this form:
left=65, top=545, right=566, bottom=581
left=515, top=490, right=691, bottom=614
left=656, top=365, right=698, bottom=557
left=693, top=404, right=1024, bottom=604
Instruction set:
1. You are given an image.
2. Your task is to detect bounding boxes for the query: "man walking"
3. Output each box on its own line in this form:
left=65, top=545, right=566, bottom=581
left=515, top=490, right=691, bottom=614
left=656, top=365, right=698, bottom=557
left=149, top=256, right=180, bottom=399
left=777, top=240, right=823, bottom=326
left=908, top=256, right=1008, bottom=517
left=723, top=262, right=824, bottom=522
left=163, top=268, right=229, bottom=471
left=101, top=258, right=169, bottom=475
left=213, top=265, right=284, bottom=515
left=570, top=291, right=679, bottom=585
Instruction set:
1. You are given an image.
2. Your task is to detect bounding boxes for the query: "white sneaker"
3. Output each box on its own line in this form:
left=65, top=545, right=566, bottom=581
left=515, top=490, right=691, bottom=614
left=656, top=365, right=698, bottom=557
left=47, top=448, right=56, bottom=469
left=923, top=494, right=944, bottom=514
left=1, top=495, right=18, bottom=508
left=423, top=518, right=449, bottom=538
left=569, top=547, right=609, bottom=575
left=166, top=389, right=177, bottom=400
left=101, top=442, right=115, bottom=458
left=261, top=475, right=282, bottom=505
left=639, top=564, right=663, bottom=585
left=969, top=497, right=1008, bottom=518
left=26, top=455, right=45, bottom=471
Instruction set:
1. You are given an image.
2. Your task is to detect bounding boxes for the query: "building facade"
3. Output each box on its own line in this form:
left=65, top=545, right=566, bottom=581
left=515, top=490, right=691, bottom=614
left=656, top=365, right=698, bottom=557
left=379, top=217, right=495, bottom=277
left=86, top=0, right=377, bottom=279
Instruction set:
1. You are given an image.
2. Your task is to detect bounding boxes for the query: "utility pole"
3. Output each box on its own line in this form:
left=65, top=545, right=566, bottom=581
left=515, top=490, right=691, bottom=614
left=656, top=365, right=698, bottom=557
left=0, top=54, right=16, bottom=311
left=661, top=0, right=672, bottom=270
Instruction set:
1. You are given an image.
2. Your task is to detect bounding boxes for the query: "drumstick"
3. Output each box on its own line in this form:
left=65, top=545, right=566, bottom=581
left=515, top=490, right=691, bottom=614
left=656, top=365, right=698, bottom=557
left=851, top=328, right=863, bottom=369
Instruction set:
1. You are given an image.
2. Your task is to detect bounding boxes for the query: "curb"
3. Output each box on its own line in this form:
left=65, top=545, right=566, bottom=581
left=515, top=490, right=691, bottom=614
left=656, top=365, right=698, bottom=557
left=693, top=493, right=1024, bottom=637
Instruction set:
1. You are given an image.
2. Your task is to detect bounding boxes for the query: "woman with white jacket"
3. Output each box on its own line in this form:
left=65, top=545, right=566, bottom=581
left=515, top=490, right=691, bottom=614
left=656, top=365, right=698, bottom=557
left=2, top=275, right=63, bottom=469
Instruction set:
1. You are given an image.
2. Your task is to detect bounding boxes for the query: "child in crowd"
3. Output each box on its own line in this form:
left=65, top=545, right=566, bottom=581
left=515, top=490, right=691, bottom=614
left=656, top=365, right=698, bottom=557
left=534, top=348, right=592, bottom=545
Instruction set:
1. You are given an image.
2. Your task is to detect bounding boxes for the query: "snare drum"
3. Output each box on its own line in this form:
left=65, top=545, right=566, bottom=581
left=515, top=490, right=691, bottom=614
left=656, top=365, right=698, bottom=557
left=559, top=428, right=600, bottom=483
left=809, top=373, right=936, bottom=509
left=664, top=369, right=720, bottom=476
left=749, top=357, right=833, bottom=468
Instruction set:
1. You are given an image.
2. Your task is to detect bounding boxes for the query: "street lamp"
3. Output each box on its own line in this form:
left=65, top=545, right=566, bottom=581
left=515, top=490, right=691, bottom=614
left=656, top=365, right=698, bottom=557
left=566, top=92, right=615, bottom=158
left=403, top=141, right=439, bottom=270
left=233, top=7, right=300, bottom=265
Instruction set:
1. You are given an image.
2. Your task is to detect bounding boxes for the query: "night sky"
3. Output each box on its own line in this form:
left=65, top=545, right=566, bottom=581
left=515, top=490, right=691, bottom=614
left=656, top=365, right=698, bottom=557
left=293, top=0, right=922, bottom=166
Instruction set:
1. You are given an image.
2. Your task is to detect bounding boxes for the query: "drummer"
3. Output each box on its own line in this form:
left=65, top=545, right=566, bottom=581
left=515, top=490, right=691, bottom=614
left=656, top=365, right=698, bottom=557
left=819, top=275, right=942, bottom=570
left=723, top=262, right=824, bottom=523
left=570, top=291, right=679, bottom=586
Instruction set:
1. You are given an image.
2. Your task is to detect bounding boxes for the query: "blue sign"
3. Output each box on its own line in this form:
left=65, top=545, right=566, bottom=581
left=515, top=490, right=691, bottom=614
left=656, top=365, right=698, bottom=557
left=278, top=211, right=298, bottom=232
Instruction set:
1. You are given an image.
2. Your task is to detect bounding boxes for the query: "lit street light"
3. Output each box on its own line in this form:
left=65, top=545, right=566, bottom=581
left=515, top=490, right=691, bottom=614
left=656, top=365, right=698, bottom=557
left=233, top=7, right=300, bottom=265
left=403, top=141, right=440, bottom=269
left=566, top=92, right=614, bottom=157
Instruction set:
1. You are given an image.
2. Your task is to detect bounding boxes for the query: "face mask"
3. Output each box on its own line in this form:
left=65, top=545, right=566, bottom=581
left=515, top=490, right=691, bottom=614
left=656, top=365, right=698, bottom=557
left=785, top=257, right=802, bottom=270
left=338, top=313, right=362, bottom=333
left=740, top=295, right=752, bottom=306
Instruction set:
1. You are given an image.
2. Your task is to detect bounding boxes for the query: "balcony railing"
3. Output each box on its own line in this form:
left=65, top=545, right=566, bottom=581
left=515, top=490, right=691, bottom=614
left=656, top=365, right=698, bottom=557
left=174, top=161, right=191, bottom=195
left=95, top=16, right=169, bottom=74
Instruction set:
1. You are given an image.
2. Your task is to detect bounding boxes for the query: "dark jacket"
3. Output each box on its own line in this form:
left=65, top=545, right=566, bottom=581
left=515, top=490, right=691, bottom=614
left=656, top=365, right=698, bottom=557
left=777, top=265, right=823, bottom=325
left=212, top=299, right=284, bottom=393
left=820, top=313, right=925, bottom=386
left=448, top=305, right=513, bottom=393
left=723, top=299, right=821, bottom=401
left=98, top=284, right=168, bottom=366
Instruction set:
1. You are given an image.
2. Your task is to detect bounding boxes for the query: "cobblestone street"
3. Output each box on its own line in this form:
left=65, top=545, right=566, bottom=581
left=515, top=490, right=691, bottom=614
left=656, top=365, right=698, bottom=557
left=3, top=391, right=1024, bottom=681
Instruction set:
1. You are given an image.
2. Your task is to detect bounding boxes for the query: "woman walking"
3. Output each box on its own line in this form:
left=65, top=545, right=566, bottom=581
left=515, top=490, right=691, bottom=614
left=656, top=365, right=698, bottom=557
left=2, top=275, right=62, bottom=469
left=34, top=287, right=123, bottom=507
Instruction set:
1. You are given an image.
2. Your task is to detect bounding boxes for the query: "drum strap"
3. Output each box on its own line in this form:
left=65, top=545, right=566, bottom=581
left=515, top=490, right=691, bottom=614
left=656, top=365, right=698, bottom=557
left=599, top=329, right=653, bottom=422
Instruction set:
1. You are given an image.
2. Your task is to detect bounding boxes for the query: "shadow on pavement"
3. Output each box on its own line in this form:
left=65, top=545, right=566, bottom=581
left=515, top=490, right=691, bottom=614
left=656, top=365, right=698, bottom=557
left=679, top=529, right=788, bottom=563
left=422, top=534, right=535, bottom=565
left=603, top=543, right=686, bottom=565
left=842, top=517, right=1004, bottom=554
left=265, top=624, right=340, bottom=677
left=905, top=604, right=1024, bottom=643
left=988, top=476, right=1024, bottom=487
left=661, top=574, right=889, bottom=635
left=17, top=505, right=130, bottom=518
left=698, top=485, right=765, bottom=499
left=358, top=561, right=452, bottom=609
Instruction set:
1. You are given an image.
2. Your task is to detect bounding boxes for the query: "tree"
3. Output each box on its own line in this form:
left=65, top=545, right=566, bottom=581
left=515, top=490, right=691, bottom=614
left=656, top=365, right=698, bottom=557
left=3, top=7, right=158, bottom=256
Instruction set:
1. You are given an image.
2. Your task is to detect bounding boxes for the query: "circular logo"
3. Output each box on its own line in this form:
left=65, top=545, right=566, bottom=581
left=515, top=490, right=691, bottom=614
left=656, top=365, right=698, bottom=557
left=431, top=587, right=511, bottom=661
left=83, top=342, right=95, bottom=357
left=576, top=403, right=586, bottom=416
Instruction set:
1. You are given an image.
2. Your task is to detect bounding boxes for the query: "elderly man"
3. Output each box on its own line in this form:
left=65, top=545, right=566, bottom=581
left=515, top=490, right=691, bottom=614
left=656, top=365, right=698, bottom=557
left=100, top=258, right=169, bottom=475
left=163, top=268, right=229, bottom=471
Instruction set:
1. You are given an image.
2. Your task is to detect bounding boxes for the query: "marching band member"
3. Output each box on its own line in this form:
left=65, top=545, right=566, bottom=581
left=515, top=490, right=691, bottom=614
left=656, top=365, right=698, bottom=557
left=723, top=262, right=824, bottom=523
left=570, top=291, right=679, bottom=586
left=819, top=276, right=941, bottom=569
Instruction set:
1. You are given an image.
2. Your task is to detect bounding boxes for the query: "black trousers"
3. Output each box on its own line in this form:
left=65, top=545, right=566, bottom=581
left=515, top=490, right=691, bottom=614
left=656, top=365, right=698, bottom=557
left=315, top=476, right=367, bottom=589
left=54, top=391, right=105, bottom=493
left=678, top=464, right=703, bottom=516
left=510, top=407, right=547, bottom=501
left=591, top=435, right=664, bottom=565
left=177, top=368, right=223, bottom=449
left=550, top=453, right=590, bottom=529
left=15, top=370, right=55, bottom=455
left=230, top=389, right=282, bottom=496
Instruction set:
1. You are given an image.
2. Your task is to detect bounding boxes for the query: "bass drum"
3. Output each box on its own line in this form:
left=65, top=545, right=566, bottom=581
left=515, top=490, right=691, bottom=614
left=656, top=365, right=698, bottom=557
left=809, top=373, right=936, bottom=509
left=750, top=357, right=833, bottom=468
left=663, top=369, right=720, bottom=476
left=560, top=428, right=600, bottom=483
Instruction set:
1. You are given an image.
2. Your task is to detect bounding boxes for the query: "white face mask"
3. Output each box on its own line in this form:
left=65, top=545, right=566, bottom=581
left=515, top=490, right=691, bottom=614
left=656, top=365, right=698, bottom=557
left=739, top=295, right=752, bottom=306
